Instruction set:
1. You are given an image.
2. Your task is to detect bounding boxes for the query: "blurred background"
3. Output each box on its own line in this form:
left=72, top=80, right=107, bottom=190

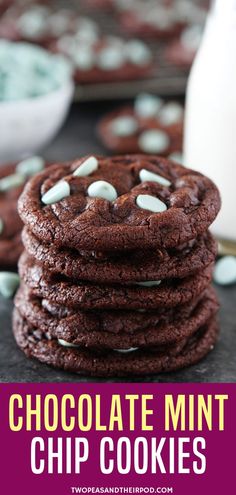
left=0, top=0, right=210, bottom=163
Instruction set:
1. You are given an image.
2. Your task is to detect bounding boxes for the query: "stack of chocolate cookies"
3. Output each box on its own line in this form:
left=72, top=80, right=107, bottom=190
left=13, top=154, right=221, bottom=377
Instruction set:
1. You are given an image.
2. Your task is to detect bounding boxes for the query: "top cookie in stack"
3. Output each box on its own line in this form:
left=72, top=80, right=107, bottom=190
left=0, top=156, right=46, bottom=270
left=13, top=154, right=221, bottom=377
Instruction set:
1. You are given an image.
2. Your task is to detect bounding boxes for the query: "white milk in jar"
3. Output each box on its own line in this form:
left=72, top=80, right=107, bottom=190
left=184, top=0, right=236, bottom=247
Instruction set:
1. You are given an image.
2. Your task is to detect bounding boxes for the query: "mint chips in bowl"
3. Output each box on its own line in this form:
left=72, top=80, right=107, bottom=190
left=0, top=40, right=74, bottom=162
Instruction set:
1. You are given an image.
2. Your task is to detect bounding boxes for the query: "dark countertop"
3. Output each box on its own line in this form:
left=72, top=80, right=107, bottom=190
left=0, top=103, right=235, bottom=383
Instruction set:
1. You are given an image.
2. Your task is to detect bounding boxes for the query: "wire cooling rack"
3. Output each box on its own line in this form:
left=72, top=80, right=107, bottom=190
left=66, top=0, right=197, bottom=100
left=10, top=0, right=209, bottom=100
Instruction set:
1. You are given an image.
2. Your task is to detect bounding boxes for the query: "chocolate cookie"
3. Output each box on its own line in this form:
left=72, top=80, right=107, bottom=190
left=13, top=308, right=219, bottom=377
left=0, top=157, right=46, bottom=269
left=97, top=98, right=183, bottom=155
left=165, top=39, right=195, bottom=68
left=18, top=155, right=221, bottom=251
left=15, top=284, right=219, bottom=349
left=22, top=228, right=217, bottom=283
left=18, top=252, right=214, bottom=310
left=52, top=36, right=153, bottom=85
left=0, top=4, right=80, bottom=47
left=118, top=0, right=207, bottom=40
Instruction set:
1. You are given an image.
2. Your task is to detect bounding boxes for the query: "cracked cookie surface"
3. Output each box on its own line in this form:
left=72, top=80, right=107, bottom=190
left=97, top=105, right=183, bottom=155
left=0, top=160, right=49, bottom=268
left=13, top=308, right=219, bottom=377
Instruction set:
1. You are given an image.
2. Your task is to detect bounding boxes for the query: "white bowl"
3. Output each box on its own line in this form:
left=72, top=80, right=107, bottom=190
left=0, top=79, right=74, bottom=163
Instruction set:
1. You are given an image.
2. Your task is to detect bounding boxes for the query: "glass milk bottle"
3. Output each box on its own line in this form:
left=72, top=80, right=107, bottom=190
left=184, top=0, right=236, bottom=254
